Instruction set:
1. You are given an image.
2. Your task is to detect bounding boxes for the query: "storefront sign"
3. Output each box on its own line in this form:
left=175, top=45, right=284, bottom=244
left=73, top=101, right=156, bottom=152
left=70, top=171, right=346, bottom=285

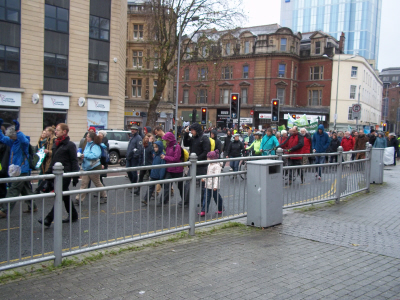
left=217, top=109, right=230, bottom=120
left=0, top=91, right=21, bottom=107
left=88, top=98, right=110, bottom=111
left=259, top=113, right=271, bottom=119
left=233, top=118, right=253, bottom=124
left=43, top=95, right=70, bottom=109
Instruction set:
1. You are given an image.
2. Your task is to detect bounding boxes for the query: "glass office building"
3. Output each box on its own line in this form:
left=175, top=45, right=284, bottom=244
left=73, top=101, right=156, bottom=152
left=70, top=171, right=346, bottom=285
left=280, top=0, right=382, bottom=67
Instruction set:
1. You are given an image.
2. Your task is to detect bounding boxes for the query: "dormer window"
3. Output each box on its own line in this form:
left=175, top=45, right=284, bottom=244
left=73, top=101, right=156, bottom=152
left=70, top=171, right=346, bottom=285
left=225, top=43, right=231, bottom=55
left=201, top=46, right=207, bottom=57
left=315, top=41, right=321, bottom=54
left=244, top=41, right=250, bottom=54
left=280, top=38, right=287, bottom=51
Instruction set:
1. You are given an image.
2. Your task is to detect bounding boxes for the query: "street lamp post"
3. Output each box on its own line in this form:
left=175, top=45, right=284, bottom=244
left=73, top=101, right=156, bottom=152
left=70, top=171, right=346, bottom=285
left=174, top=16, right=199, bottom=139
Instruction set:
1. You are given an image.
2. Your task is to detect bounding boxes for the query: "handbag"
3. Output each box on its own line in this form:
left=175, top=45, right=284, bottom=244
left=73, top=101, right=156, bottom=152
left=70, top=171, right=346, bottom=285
left=8, top=152, right=21, bottom=177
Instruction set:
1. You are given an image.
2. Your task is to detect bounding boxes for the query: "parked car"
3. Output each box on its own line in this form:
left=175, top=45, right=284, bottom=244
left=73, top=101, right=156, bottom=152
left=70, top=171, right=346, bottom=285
left=78, top=129, right=131, bottom=165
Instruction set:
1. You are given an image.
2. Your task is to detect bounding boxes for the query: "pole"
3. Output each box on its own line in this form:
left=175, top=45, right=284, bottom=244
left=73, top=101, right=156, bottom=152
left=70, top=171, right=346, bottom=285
left=356, top=85, right=361, bottom=131
left=188, top=153, right=198, bottom=236
left=334, top=54, right=340, bottom=131
left=53, top=162, right=64, bottom=267
left=174, top=18, right=182, bottom=140
left=238, top=97, right=241, bottom=130
left=335, top=146, right=343, bottom=204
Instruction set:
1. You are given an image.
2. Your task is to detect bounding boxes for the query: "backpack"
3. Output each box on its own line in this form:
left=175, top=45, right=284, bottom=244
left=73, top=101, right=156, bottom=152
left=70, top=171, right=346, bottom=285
left=209, top=138, right=215, bottom=151
left=23, top=144, right=39, bottom=170
left=91, top=144, right=109, bottom=165
left=174, top=144, right=189, bottom=162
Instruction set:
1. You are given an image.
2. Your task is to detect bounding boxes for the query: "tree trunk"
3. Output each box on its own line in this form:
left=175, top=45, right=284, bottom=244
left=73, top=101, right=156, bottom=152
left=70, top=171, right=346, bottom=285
left=146, top=75, right=168, bottom=129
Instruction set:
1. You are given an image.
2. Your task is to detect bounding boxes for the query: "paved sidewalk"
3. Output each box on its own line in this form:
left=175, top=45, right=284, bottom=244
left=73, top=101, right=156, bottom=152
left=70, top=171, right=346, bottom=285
left=1, top=167, right=400, bottom=299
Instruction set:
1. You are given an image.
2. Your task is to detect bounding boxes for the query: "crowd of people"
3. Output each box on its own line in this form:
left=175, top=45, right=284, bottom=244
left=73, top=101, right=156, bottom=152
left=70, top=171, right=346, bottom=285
left=0, top=119, right=398, bottom=225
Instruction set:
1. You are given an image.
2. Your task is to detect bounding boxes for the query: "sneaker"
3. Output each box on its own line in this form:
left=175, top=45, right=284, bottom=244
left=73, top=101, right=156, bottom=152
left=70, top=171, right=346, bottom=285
left=178, top=201, right=189, bottom=207
left=0, top=210, right=7, bottom=218
left=141, top=200, right=147, bottom=206
left=318, top=176, right=321, bottom=180
left=198, top=211, right=205, bottom=216
left=216, top=211, right=223, bottom=214
left=315, top=173, right=319, bottom=177
left=100, top=197, right=107, bottom=204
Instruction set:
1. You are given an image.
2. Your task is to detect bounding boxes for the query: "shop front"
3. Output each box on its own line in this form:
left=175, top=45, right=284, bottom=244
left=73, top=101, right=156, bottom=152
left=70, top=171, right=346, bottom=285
left=124, top=111, right=172, bottom=131
left=0, top=91, right=21, bottom=128
left=43, top=95, right=69, bottom=129
left=87, top=98, right=110, bottom=130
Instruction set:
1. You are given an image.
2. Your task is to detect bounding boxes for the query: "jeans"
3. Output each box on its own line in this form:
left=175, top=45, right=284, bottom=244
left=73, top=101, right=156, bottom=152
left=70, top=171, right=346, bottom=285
left=126, top=159, right=138, bottom=184
left=0, top=173, right=36, bottom=214
left=46, top=178, right=78, bottom=221
left=230, top=159, right=240, bottom=172
left=201, top=188, right=223, bottom=213
left=314, top=155, right=326, bottom=177
left=329, top=156, right=338, bottom=163
left=163, top=172, right=183, bottom=204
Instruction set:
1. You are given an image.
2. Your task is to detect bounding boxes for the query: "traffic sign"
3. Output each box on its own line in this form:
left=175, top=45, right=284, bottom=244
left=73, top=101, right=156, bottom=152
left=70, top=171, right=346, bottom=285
left=250, top=110, right=254, bottom=115
left=352, top=104, right=361, bottom=119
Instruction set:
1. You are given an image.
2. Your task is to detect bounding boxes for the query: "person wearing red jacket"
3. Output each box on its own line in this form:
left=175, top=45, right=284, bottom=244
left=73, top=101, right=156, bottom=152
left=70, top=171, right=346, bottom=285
left=300, top=128, right=312, bottom=165
left=341, top=131, right=354, bottom=162
left=279, top=126, right=304, bottom=184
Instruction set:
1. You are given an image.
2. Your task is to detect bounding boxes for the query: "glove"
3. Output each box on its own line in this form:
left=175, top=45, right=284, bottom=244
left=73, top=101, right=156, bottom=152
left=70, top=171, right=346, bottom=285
left=13, top=119, right=20, bottom=131
left=0, top=118, right=3, bottom=127
left=72, top=177, right=79, bottom=187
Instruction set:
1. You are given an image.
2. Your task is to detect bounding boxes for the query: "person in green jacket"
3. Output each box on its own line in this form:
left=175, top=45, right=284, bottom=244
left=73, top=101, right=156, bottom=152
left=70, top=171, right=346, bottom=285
left=246, top=132, right=263, bottom=155
left=260, top=128, right=280, bottom=156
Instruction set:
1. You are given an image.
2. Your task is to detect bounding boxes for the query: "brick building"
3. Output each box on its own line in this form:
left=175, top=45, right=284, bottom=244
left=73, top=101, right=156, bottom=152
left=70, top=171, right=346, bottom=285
left=379, top=68, right=400, bottom=133
left=175, top=25, right=342, bottom=129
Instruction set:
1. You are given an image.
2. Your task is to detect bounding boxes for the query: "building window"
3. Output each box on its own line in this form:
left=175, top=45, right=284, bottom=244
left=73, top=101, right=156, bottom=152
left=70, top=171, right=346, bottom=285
left=153, top=53, right=159, bottom=69
left=310, top=66, right=323, bottom=80
left=132, top=79, right=142, bottom=97
left=315, top=41, right=321, bottom=54
left=221, top=66, right=233, bottom=79
left=244, top=41, right=250, bottom=54
left=132, top=51, right=143, bottom=68
left=277, top=88, right=285, bottom=104
left=280, top=38, right=287, bottom=51
left=220, top=89, right=230, bottom=104
left=292, top=89, right=296, bottom=105
left=350, top=85, right=357, bottom=99
left=225, top=43, right=231, bottom=55
left=348, top=107, right=353, bottom=120
left=393, top=76, right=399, bottom=81
left=183, top=90, right=189, bottom=104
left=278, top=64, right=285, bottom=78
left=153, top=80, right=158, bottom=97
left=241, top=88, right=248, bottom=104
left=198, top=67, right=208, bottom=80
left=133, top=24, right=143, bottom=39
left=89, top=15, right=110, bottom=41
left=197, top=89, right=207, bottom=104
left=351, top=66, right=358, bottom=78
left=294, top=66, right=297, bottom=80
left=0, top=45, right=19, bottom=73
left=201, top=46, right=207, bottom=57
left=382, top=76, right=389, bottom=81
left=44, top=53, right=68, bottom=79
left=0, top=0, right=20, bottom=23
left=243, top=65, right=249, bottom=79
left=184, top=68, right=189, bottom=81
left=45, top=4, right=69, bottom=33
left=184, top=46, right=191, bottom=59
left=88, top=59, right=108, bottom=83
left=308, top=90, right=322, bottom=106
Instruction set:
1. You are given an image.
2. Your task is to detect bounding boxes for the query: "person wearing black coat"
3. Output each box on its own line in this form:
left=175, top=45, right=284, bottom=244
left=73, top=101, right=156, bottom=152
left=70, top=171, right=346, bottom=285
left=0, top=131, right=10, bottom=200
left=226, top=135, right=244, bottom=172
left=224, top=130, right=232, bottom=153
left=38, top=123, right=80, bottom=227
left=328, top=132, right=341, bottom=163
left=138, top=134, right=154, bottom=183
left=210, top=130, right=222, bottom=154
left=181, top=123, right=211, bottom=207
left=368, top=130, right=376, bottom=146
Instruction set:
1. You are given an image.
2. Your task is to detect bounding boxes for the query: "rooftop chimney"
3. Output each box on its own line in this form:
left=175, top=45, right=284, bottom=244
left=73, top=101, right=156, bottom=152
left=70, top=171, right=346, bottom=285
left=339, top=32, right=345, bottom=54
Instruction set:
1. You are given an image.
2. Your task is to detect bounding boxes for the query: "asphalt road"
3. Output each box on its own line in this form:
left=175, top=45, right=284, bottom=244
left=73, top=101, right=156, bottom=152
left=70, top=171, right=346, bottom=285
left=0, top=162, right=366, bottom=266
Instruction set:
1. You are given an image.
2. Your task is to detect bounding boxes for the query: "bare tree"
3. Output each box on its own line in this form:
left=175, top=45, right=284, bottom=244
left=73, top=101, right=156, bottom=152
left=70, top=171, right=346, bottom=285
left=144, top=0, right=245, bottom=129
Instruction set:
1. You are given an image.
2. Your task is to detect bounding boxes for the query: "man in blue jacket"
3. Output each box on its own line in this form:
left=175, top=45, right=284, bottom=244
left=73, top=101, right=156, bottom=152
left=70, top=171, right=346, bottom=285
left=0, top=119, right=37, bottom=218
left=126, top=125, right=143, bottom=195
left=312, top=124, right=330, bottom=180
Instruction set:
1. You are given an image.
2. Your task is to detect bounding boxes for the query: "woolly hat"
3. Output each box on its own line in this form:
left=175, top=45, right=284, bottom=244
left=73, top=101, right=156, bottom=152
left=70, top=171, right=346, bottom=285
left=88, top=126, right=96, bottom=133
left=207, top=149, right=220, bottom=160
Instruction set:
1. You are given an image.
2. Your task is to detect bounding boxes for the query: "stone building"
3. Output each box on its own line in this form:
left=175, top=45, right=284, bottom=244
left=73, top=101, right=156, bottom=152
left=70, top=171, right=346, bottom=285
left=175, top=24, right=341, bottom=129
left=124, top=0, right=174, bottom=131
left=0, top=0, right=127, bottom=142
left=379, top=68, right=400, bottom=133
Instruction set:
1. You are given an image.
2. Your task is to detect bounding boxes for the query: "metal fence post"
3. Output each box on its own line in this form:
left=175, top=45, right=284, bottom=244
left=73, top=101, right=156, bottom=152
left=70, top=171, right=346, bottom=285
left=365, top=143, right=372, bottom=193
left=335, top=146, right=343, bottom=204
left=53, top=162, right=64, bottom=267
left=188, top=153, right=198, bottom=236
left=277, top=147, right=283, bottom=161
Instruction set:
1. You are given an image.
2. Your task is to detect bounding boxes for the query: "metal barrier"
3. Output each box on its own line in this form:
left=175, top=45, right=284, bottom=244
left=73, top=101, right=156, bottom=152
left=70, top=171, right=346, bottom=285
left=0, top=144, right=372, bottom=270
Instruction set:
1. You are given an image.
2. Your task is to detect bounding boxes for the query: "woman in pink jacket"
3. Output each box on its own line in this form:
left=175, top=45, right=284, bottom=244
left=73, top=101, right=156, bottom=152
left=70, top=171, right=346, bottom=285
left=160, top=132, right=184, bottom=206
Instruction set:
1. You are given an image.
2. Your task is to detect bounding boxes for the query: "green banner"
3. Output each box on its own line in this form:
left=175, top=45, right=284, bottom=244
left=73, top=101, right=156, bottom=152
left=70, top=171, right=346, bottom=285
left=304, top=121, right=319, bottom=134
left=278, top=124, right=286, bottom=131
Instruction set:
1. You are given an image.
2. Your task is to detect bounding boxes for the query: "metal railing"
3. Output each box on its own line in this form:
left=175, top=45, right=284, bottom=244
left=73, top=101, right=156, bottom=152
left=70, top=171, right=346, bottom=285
left=0, top=144, right=372, bottom=270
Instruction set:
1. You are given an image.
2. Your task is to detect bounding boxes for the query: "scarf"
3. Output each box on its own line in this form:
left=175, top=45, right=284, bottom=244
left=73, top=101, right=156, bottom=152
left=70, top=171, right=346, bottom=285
left=55, top=134, right=67, bottom=147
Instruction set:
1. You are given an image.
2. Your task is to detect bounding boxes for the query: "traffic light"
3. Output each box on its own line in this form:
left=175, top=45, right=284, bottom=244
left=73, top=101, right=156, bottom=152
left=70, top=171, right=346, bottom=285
left=383, top=123, right=387, bottom=131
left=271, top=99, right=280, bottom=122
left=201, top=107, right=207, bottom=124
left=230, top=93, right=239, bottom=119
left=292, top=114, right=296, bottom=119
left=192, top=109, right=197, bottom=123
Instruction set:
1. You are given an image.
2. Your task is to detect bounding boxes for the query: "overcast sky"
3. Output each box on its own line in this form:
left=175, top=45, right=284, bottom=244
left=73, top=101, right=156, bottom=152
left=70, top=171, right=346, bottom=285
left=241, top=0, right=400, bottom=71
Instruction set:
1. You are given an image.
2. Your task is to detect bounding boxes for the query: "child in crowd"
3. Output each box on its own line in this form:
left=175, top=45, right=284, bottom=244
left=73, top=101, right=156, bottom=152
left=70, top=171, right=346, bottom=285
left=141, top=141, right=166, bottom=205
left=199, top=149, right=224, bottom=216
